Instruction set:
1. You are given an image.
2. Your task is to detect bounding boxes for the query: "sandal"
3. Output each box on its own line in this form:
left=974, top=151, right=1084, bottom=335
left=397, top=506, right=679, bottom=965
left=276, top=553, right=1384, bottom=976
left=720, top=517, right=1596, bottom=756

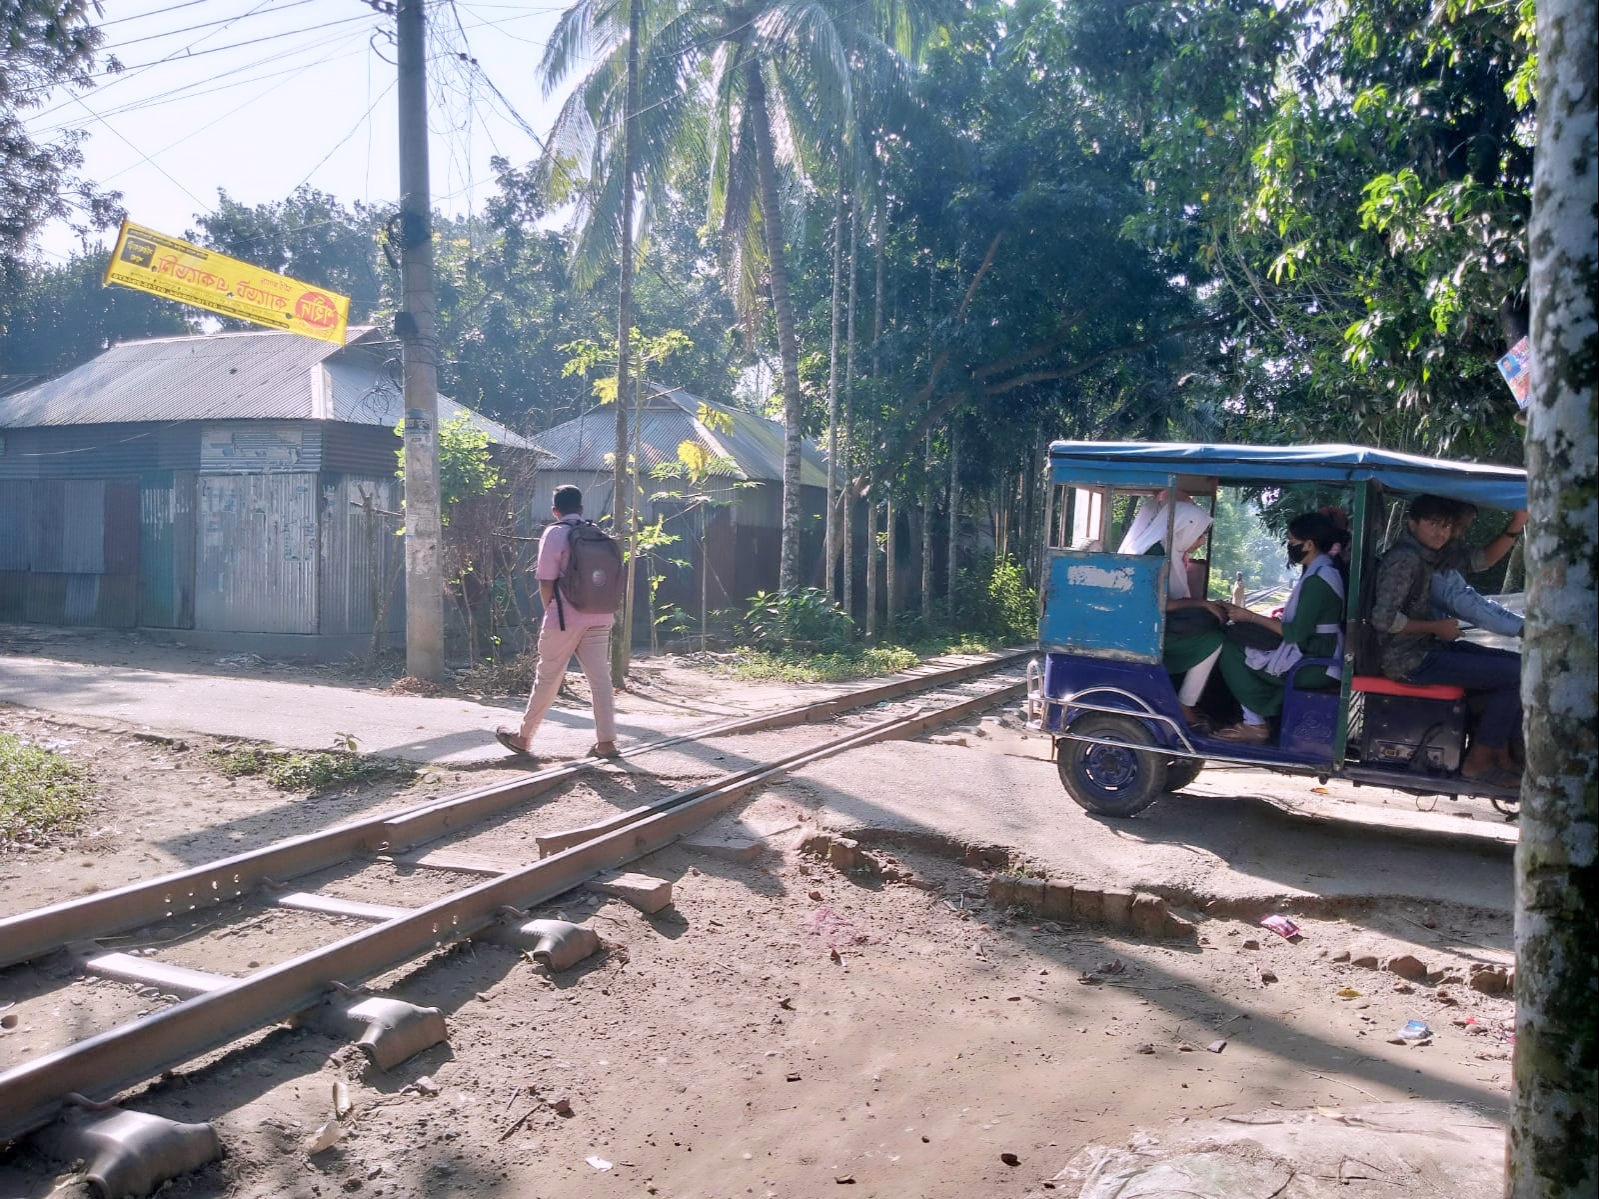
left=494, top=728, right=537, bottom=759
left=587, top=741, right=621, bottom=759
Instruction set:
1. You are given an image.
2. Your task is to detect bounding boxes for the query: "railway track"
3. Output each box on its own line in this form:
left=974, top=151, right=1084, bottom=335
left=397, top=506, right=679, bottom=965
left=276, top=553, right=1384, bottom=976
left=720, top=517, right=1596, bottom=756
left=0, top=650, right=1027, bottom=1190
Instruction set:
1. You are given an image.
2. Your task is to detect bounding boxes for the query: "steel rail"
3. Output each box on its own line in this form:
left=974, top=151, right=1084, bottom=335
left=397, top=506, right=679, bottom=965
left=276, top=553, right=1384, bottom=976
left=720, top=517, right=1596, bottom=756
left=0, top=650, right=1028, bottom=968
left=0, top=679, right=1024, bottom=1144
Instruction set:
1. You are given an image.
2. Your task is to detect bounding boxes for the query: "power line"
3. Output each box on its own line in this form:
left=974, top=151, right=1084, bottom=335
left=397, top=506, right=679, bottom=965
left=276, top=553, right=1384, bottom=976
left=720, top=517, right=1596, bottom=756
left=292, top=78, right=398, bottom=194
left=19, top=11, right=380, bottom=100
left=32, top=29, right=372, bottom=134
left=98, top=0, right=228, bottom=29
left=99, top=0, right=323, bottom=52
left=67, top=93, right=212, bottom=212
left=99, top=33, right=376, bottom=187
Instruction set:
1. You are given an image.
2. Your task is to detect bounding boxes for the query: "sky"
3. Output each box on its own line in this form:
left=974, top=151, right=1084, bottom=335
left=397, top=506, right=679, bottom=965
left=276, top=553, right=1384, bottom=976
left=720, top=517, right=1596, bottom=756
left=24, top=0, right=572, bottom=263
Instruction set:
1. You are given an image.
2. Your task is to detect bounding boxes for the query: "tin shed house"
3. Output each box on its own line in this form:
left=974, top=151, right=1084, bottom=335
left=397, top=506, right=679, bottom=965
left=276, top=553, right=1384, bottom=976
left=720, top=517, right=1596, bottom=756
left=0, top=328, right=538, bottom=656
left=533, top=387, right=828, bottom=624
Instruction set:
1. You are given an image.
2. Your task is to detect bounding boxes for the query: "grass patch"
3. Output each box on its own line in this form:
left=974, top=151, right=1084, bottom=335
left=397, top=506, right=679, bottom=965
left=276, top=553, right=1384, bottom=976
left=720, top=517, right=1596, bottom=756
left=209, top=745, right=413, bottom=793
left=720, top=631, right=1025, bottom=684
left=0, top=732, right=97, bottom=845
left=725, top=645, right=922, bottom=683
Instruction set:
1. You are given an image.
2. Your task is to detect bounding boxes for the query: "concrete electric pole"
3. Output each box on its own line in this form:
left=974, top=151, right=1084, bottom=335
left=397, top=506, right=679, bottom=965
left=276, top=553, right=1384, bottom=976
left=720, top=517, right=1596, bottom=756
left=396, top=0, right=445, bottom=682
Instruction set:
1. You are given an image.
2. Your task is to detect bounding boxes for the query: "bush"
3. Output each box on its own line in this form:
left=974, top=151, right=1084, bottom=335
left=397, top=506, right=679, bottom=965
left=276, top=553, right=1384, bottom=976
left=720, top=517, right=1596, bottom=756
left=953, top=553, right=1039, bottom=642
left=209, top=745, right=413, bottom=794
left=741, top=588, right=854, bottom=653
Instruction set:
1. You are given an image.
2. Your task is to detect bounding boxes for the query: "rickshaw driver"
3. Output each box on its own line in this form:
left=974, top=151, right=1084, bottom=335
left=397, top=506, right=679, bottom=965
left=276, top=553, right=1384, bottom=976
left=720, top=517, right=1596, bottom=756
left=1370, top=494, right=1523, bottom=785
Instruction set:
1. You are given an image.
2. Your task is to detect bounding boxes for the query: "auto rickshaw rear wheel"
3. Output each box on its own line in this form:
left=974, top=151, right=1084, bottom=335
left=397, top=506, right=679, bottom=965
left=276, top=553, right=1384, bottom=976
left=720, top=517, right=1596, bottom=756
left=1057, top=713, right=1167, bottom=817
left=1164, top=757, right=1205, bottom=793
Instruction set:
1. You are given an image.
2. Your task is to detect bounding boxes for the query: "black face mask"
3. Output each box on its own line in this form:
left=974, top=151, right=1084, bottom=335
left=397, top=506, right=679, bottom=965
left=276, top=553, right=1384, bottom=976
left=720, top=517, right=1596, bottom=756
left=1286, top=541, right=1308, bottom=566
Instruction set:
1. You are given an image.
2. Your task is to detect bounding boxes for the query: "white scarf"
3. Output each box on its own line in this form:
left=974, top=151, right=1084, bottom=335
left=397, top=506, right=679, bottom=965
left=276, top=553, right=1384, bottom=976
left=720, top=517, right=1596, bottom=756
left=1244, top=555, right=1345, bottom=679
left=1118, top=497, right=1212, bottom=600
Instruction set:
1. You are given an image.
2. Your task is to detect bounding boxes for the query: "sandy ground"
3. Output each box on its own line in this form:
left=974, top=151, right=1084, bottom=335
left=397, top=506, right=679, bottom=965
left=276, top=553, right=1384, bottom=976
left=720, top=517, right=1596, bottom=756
left=0, top=631, right=1517, bottom=1198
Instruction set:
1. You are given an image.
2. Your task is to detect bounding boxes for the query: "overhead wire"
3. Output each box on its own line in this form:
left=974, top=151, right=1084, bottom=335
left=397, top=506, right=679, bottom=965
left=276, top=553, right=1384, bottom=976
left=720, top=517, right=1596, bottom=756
left=99, top=32, right=378, bottom=184
left=96, top=0, right=324, bottom=52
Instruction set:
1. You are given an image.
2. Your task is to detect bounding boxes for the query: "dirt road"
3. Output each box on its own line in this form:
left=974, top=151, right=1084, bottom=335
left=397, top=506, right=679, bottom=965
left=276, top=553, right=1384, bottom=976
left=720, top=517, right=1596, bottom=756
left=0, top=633, right=1515, bottom=1198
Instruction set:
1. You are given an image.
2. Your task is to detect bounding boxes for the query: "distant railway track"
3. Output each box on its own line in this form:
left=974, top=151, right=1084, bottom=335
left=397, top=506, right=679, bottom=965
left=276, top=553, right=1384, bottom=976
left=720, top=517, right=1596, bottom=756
left=0, top=650, right=1028, bottom=1166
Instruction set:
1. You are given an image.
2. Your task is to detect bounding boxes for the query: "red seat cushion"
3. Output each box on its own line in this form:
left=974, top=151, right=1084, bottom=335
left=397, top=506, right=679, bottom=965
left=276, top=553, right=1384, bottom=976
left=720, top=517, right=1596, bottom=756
left=1351, top=675, right=1466, bottom=701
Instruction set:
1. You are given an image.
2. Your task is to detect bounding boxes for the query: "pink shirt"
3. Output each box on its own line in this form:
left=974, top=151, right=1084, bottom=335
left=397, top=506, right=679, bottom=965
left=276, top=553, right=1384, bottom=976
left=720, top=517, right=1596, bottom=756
left=537, top=516, right=615, bottom=631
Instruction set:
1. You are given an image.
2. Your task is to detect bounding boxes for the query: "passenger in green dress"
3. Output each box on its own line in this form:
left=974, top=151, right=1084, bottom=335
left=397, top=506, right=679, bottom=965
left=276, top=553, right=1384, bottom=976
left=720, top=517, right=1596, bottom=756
left=1213, top=512, right=1348, bottom=744
left=1119, top=493, right=1228, bottom=731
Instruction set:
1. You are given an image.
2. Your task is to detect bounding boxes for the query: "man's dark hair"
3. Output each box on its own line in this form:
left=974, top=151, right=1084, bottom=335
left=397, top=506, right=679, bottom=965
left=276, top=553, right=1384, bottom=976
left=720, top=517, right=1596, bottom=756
left=1407, top=494, right=1457, bottom=524
left=552, top=484, right=583, bottom=516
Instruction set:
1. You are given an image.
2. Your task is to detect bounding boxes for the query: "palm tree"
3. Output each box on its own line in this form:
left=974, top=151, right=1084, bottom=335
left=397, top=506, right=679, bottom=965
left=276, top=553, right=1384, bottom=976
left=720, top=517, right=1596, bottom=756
left=702, top=1, right=939, bottom=590
left=542, top=0, right=942, bottom=594
left=538, top=0, right=704, bottom=682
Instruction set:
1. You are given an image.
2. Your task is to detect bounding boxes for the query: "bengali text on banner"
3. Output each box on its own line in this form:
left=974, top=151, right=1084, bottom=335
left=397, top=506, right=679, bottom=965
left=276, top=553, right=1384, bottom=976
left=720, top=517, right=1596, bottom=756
left=103, top=219, right=350, bottom=345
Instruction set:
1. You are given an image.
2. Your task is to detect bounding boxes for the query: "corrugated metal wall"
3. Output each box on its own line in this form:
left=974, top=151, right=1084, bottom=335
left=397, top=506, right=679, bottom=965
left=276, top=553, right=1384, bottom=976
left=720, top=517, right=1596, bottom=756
left=0, top=424, right=198, bottom=480
left=319, top=474, right=404, bottom=636
left=195, top=473, right=318, bottom=634
left=0, top=479, right=140, bottom=626
left=0, top=479, right=30, bottom=620
left=139, top=472, right=196, bottom=628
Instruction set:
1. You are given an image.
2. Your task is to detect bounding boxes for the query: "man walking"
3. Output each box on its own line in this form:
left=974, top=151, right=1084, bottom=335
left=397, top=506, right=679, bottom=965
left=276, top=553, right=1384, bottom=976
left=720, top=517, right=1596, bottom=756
left=495, top=485, right=620, bottom=761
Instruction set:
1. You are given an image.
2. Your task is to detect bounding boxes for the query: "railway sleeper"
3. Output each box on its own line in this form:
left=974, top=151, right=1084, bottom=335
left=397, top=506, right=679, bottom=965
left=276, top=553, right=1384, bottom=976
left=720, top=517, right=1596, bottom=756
left=30, top=1107, right=222, bottom=1199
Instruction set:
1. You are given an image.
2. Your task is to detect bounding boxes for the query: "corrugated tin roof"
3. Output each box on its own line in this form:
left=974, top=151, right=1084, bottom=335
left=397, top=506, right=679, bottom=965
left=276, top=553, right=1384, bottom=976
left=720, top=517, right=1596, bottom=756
left=0, top=327, right=537, bottom=450
left=534, top=385, right=827, bottom=487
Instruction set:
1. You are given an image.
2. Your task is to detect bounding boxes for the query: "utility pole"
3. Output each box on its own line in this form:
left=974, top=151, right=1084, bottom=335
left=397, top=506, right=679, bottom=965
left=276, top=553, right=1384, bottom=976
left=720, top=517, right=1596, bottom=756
left=396, top=0, right=445, bottom=682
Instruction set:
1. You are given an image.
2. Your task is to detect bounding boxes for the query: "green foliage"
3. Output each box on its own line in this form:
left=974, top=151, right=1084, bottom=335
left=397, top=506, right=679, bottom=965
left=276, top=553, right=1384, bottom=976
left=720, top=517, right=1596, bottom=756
left=0, top=252, right=190, bottom=376
left=190, top=187, right=387, bottom=324
left=1084, top=0, right=1533, bottom=461
left=742, top=588, right=855, bottom=653
left=953, top=554, right=1038, bottom=643
left=1205, top=490, right=1292, bottom=599
left=394, top=414, right=505, bottom=522
left=208, top=744, right=412, bottom=794
left=1, top=1, right=120, bottom=285
left=0, top=731, right=96, bottom=845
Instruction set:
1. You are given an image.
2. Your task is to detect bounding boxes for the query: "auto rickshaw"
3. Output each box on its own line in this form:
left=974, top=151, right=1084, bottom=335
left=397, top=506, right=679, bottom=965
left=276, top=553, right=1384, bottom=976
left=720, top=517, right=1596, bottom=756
left=1030, top=441, right=1527, bottom=817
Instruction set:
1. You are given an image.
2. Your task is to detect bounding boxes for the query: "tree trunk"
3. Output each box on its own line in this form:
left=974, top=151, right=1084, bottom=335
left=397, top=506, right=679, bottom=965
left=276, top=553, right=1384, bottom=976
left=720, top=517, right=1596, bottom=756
left=825, top=181, right=845, bottom=599
left=886, top=494, right=898, bottom=636
left=610, top=0, right=641, bottom=687
left=921, top=430, right=934, bottom=621
left=746, top=62, right=805, bottom=592
left=1510, top=0, right=1598, bottom=1192
left=946, top=427, right=959, bottom=625
left=865, top=498, right=879, bottom=641
left=622, top=369, right=643, bottom=660
left=842, top=193, right=861, bottom=624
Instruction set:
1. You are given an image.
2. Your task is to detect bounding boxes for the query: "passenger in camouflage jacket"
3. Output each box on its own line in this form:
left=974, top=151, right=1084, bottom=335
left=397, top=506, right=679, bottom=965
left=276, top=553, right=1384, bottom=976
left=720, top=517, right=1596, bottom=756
left=1370, top=495, right=1522, bottom=785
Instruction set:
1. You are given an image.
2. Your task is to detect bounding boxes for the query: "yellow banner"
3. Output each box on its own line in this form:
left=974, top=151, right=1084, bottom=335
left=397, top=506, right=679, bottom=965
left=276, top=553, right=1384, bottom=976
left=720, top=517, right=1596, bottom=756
left=103, top=219, right=350, bottom=345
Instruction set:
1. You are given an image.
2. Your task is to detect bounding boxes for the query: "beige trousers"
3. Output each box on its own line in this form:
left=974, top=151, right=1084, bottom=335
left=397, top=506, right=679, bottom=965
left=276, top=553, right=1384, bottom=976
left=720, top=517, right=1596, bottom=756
left=517, top=621, right=616, bottom=745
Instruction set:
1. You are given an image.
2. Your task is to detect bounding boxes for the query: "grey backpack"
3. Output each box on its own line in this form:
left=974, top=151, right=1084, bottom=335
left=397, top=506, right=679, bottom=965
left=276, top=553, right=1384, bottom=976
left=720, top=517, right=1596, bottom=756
left=556, top=520, right=624, bottom=626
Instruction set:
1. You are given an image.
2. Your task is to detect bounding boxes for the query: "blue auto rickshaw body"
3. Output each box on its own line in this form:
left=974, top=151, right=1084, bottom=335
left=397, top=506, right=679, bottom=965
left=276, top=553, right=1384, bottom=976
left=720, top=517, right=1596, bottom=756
left=1036, top=441, right=1528, bottom=815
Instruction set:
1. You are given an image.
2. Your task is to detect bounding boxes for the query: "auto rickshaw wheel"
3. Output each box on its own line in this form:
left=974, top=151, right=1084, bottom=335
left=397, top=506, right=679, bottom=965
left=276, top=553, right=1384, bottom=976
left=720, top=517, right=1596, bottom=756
left=1164, top=757, right=1205, bottom=793
left=1057, top=714, right=1168, bottom=817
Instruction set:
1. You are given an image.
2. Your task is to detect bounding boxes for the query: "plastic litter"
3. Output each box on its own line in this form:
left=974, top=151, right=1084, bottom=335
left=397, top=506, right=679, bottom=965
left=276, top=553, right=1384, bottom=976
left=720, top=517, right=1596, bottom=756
left=1394, top=1019, right=1432, bottom=1043
left=305, top=1121, right=344, bottom=1155
left=1259, top=914, right=1300, bottom=939
left=585, top=1156, right=613, bottom=1171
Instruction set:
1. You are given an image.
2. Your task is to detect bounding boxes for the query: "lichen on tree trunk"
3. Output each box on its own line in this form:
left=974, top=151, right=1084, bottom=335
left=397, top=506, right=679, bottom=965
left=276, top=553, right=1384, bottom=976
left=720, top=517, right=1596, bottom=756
left=1510, top=0, right=1598, bottom=1192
